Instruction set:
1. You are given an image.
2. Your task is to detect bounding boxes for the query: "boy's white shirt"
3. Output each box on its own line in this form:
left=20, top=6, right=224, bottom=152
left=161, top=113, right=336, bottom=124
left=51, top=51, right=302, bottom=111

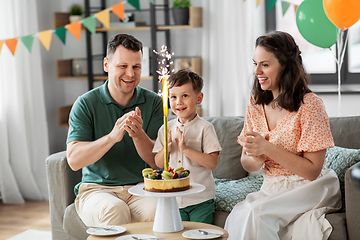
left=153, top=114, right=222, bottom=208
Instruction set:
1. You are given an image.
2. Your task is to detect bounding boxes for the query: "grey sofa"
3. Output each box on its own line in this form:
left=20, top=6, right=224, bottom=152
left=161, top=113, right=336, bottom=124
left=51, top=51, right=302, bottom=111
left=46, top=116, right=360, bottom=240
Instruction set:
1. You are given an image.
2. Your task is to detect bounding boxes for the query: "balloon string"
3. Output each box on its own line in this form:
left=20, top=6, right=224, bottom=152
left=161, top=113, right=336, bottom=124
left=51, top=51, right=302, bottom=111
left=336, top=28, right=349, bottom=116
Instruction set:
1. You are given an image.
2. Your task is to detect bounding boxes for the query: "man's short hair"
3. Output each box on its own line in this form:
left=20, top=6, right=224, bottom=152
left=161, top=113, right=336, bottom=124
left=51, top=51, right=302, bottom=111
left=107, top=34, right=143, bottom=58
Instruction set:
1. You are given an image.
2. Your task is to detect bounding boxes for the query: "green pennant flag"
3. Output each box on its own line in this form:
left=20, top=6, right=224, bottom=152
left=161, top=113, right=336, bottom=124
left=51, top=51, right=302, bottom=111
left=55, top=26, right=66, bottom=44
left=148, top=0, right=154, bottom=3
left=82, top=16, right=96, bottom=34
left=281, top=1, right=291, bottom=15
left=128, top=0, right=140, bottom=11
left=267, top=0, right=277, bottom=13
left=21, top=35, right=34, bottom=52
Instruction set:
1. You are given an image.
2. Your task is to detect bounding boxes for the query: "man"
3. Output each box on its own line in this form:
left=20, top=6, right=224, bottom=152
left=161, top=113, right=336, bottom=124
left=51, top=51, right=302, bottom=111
left=66, top=34, right=163, bottom=226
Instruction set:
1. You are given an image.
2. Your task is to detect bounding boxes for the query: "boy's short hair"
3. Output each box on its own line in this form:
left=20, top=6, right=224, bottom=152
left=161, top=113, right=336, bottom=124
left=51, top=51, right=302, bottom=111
left=168, top=69, right=203, bottom=93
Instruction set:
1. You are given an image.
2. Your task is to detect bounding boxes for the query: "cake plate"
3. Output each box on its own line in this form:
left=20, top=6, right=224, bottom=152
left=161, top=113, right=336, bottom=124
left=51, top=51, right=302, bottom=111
left=128, top=183, right=205, bottom=233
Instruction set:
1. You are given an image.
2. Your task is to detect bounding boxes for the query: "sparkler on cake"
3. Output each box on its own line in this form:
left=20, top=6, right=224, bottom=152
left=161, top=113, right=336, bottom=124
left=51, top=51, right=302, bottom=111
left=142, top=46, right=191, bottom=193
left=153, top=45, right=174, bottom=171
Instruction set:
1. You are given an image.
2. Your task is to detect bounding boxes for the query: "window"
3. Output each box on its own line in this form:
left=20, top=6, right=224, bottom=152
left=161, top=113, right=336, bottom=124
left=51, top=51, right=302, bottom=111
left=266, top=1, right=360, bottom=92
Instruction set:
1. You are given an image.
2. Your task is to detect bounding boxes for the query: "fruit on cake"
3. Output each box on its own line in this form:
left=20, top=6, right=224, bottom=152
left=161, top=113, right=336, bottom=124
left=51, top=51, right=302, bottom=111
left=142, top=167, right=190, bottom=192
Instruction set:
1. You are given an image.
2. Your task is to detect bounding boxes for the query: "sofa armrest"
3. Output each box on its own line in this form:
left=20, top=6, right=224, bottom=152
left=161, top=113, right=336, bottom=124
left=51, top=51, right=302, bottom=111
left=46, top=151, right=82, bottom=239
left=345, top=161, right=360, bottom=240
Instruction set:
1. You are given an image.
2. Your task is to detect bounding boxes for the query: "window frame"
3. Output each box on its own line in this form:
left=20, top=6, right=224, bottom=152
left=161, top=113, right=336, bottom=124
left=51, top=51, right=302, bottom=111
left=266, top=2, right=360, bottom=93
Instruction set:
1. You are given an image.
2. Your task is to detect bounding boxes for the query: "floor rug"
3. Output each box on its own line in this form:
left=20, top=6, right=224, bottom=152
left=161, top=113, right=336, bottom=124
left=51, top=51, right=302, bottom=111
left=6, top=229, right=51, bottom=240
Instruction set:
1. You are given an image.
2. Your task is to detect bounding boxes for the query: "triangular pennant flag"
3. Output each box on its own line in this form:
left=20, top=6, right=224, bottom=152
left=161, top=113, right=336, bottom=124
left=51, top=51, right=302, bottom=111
left=0, top=40, right=3, bottom=54
left=128, top=0, right=140, bottom=11
left=112, top=2, right=125, bottom=21
left=266, top=0, right=277, bottom=12
left=5, top=38, right=18, bottom=56
left=21, top=34, right=34, bottom=52
left=55, top=26, right=67, bottom=44
left=281, top=1, right=291, bottom=15
left=66, top=21, right=82, bottom=41
left=38, top=30, right=53, bottom=51
left=82, top=16, right=96, bottom=34
left=148, top=0, right=154, bottom=3
left=95, top=9, right=110, bottom=29
left=294, top=4, right=298, bottom=13
left=257, top=0, right=265, bottom=6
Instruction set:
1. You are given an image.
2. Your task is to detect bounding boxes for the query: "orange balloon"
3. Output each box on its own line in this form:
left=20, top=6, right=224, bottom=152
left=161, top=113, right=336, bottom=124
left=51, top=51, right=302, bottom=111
left=323, top=0, right=360, bottom=29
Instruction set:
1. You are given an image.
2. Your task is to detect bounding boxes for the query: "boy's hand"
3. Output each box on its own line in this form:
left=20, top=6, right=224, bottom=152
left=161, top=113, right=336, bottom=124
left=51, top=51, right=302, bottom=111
left=168, top=129, right=173, bottom=153
left=175, top=126, right=187, bottom=153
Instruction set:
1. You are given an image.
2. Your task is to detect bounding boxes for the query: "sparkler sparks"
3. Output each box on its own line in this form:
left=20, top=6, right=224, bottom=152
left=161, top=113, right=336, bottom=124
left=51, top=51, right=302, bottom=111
left=153, top=45, right=175, bottom=171
left=153, top=45, right=174, bottom=83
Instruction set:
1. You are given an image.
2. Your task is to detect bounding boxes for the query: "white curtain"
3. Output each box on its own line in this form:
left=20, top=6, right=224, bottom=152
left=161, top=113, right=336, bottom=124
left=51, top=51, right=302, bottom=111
left=0, top=0, right=49, bottom=203
left=201, top=0, right=266, bottom=117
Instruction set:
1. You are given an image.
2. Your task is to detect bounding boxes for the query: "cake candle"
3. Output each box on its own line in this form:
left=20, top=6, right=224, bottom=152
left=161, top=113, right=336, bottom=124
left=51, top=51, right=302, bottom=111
left=162, top=78, right=169, bottom=171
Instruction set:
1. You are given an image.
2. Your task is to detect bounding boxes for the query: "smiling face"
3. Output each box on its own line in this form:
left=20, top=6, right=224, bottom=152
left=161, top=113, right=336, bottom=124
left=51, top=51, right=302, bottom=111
left=169, top=82, right=203, bottom=124
left=253, top=46, right=283, bottom=99
left=104, top=45, right=142, bottom=105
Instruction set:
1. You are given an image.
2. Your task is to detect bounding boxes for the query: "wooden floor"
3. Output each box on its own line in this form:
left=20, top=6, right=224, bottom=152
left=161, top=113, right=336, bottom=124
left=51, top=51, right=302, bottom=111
left=0, top=200, right=51, bottom=240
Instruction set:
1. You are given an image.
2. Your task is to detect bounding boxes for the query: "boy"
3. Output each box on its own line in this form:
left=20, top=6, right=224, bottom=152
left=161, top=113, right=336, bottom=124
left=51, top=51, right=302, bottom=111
left=153, top=69, right=222, bottom=224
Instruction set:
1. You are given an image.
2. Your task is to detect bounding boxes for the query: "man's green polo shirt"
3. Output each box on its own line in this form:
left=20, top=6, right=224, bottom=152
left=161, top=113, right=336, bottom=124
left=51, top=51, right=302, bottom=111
left=66, top=81, right=163, bottom=195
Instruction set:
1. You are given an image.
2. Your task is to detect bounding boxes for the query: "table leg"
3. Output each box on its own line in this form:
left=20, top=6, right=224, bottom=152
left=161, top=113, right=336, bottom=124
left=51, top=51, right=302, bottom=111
left=153, top=197, right=183, bottom=232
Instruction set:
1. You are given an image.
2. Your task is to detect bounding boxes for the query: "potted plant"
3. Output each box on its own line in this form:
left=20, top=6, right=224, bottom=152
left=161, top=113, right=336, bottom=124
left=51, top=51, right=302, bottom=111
left=68, top=4, right=83, bottom=23
left=171, top=0, right=191, bottom=25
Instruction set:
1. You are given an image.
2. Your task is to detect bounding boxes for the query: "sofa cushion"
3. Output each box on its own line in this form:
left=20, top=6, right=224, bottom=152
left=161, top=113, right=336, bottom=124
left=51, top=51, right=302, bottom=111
left=329, top=116, right=360, bottom=149
left=325, top=146, right=360, bottom=211
left=214, top=175, right=263, bottom=212
left=205, top=116, right=247, bottom=180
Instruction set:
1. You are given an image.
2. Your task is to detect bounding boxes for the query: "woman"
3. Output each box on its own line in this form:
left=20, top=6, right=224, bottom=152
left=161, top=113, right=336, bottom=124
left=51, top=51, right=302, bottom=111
left=224, top=31, right=341, bottom=240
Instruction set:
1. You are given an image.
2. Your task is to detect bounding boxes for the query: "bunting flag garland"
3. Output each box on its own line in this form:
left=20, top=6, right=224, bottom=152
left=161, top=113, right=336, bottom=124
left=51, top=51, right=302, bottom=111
left=0, top=0, right=278, bottom=57
left=5, top=38, right=18, bottom=56
left=257, top=0, right=265, bottom=6
left=21, top=35, right=35, bottom=52
left=38, top=30, right=53, bottom=51
left=82, top=16, right=97, bottom=34
left=112, top=2, right=125, bottom=21
left=95, top=9, right=110, bottom=29
left=266, top=0, right=277, bottom=12
left=281, top=1, right=291, bottom=15
left=55, top=26, right=67, bottom=44
left=294, top=4, right=298, bottom=13
left=66, top=21, right=82, bottom=41
left=128, top=0, right=140, bottom=11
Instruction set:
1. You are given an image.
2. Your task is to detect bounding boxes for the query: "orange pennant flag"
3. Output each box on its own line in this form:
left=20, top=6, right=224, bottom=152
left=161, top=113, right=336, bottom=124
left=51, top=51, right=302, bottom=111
left=0, top=40, right=3, bottom=54
left=112, top=2, right=125, bottom=21
left=38, top=30, right=53, bottom=51
left=257, top=0, right=265, bottom=6
left=66, top=21, right=82, bottom=41
left=95, top=9, right=110, bottom=29
left=5, top=38, right=18, bottom=56
left=294, top=5, right=298, bottom=12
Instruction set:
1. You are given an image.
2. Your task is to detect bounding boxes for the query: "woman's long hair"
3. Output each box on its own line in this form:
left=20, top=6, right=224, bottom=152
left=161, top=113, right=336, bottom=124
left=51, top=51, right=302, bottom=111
left=252, top=31, right=311, bottom=112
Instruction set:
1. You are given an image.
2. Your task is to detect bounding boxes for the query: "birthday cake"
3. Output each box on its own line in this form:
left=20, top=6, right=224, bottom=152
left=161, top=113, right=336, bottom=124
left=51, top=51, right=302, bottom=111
left=143, top=167, right=190, bottom=192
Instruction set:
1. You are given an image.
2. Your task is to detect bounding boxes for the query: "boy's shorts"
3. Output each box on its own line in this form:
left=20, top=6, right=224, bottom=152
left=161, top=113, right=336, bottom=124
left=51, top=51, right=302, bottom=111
left=179, top=199, right=215, bottom=224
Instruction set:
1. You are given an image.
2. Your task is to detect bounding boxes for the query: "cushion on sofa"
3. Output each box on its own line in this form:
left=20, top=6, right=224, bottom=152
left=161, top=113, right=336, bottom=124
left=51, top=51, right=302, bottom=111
left=214, top=175, right=264, bottom=212
left=325, top=146, right=360, bottom=211
left=206, top=116, right=247, bottom=180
